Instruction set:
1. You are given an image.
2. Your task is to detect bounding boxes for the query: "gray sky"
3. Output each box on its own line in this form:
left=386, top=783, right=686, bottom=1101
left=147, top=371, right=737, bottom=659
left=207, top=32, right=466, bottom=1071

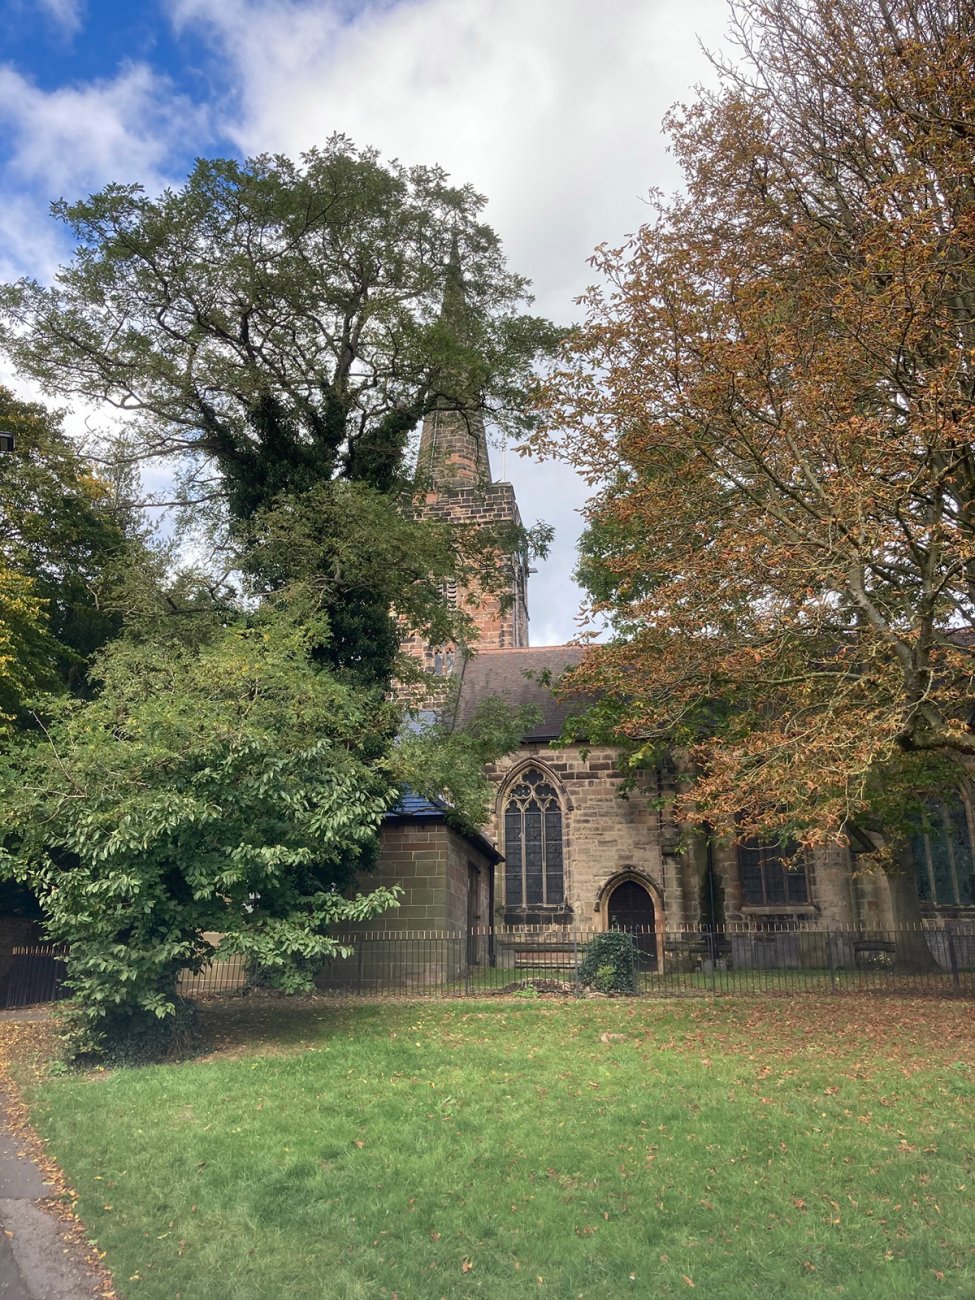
left=0, top=0, right=730, bottom=644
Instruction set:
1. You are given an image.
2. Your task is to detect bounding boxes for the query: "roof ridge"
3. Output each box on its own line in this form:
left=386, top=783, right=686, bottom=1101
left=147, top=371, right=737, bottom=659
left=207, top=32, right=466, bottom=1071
left=466, top=643, right=582, bottom=655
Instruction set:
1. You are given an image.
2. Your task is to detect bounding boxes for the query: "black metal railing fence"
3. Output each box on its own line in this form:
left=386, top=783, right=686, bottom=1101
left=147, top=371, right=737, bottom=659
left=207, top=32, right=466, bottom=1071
left=5, top=922, right=975, bottom=1008
left=299, top=921, right=975, bottom=999
left=2, top=945, right=69, bottom=1009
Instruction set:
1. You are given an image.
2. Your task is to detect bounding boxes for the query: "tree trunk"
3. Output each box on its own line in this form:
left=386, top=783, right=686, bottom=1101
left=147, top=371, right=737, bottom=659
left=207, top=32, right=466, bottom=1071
left=886, top=847, right=938, bottom=972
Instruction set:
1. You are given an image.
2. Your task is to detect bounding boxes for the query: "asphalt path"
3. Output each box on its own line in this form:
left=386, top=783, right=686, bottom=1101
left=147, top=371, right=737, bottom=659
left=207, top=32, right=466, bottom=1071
left=0, top=1090, right=102, bottom=1299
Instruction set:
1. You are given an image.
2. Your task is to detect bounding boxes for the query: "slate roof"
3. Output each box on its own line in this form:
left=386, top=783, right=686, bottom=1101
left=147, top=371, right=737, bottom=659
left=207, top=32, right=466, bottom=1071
left=385, top=788, right=504, bottom=863
left=450, top=645, right=589, bottom=742
left=388, top=790, right=446, bottom=818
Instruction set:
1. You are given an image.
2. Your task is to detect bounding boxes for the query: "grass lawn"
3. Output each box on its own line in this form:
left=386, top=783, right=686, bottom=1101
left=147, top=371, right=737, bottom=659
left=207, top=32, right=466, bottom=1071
left=8, top=995, right=975, bottom=1300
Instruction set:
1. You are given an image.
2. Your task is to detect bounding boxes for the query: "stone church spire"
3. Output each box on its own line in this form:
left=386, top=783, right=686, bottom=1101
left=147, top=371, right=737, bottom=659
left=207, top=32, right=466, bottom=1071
left=402, top=237, right=530, bottom=665
left=416, top=238, right=493, bottom=488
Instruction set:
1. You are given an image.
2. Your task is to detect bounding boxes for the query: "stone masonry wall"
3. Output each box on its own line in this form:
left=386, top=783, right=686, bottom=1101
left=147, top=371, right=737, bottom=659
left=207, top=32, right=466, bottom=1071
left=416, top=407, right=492, bottom=490
left=486, top=742, right=881, bottom=932
left=400, top=483, right=529, bottom=665
left=486, top=743, right=692, bottom=929
left=322, top=820, right=496, bottom=934
left=315, top=821, right=496, bottom=990
left=354, top=821, right=449, bottom=930
left=710, top=838, right=866, bottom=929
left=445, top=834, right=494, bottom=966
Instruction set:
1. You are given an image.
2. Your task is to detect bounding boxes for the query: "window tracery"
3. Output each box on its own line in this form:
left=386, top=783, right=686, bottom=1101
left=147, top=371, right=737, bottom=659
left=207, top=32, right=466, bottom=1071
left=503, top=767, right=564, bottom=907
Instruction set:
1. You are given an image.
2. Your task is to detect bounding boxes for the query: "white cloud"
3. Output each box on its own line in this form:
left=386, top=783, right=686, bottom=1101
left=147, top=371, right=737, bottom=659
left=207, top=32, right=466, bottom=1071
left=0, top=192, right=72, bottom=284
left=168, top=0, right=727, bottom=642
left=0, top=62, right=209, bottom=200
left=171, top=0, right=725, bottom=314
left=0, top=56, right=214, bottom=410
left=34, top=0, right=85, bottom=38
left=0, top=56, right=213, bottom=511
left=2, top=0, right=731, bottom=643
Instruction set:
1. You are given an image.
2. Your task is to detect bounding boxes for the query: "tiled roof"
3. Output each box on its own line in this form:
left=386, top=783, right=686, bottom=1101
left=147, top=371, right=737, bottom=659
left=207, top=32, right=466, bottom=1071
left=450, top=645, right=589, bottom=741
left=387, top=790, right=447, bottom=818
left=385, top=787, right=503, bottom=863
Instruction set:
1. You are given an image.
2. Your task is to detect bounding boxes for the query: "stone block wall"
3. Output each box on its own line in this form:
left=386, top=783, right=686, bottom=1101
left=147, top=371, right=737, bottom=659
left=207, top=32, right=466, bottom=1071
left=351, top=819, right=497, bottom=932
left=416, top=407, right=493, bottom=490
left=355, top=821, right=451, bottom=930
left=315, top=819, right=497, bottom=990
left=445, top=833, right=493, bottom=965
left=486, top=741, right=891, bottom=933
left=486, top=742, right=689, bottom=929
left=400, top=483, right=529, bottom=657
left=710, top=836, right=892, bottom=931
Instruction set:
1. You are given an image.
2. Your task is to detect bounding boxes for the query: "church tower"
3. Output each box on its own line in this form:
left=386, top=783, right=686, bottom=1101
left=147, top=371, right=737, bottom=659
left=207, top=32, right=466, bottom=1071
left=402, top=246, right=530, bottom=672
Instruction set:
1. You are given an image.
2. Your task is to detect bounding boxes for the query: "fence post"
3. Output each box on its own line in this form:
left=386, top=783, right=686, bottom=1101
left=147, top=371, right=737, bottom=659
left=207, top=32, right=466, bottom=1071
left=945, top=926, right=960, bottom=991
left=826, top=930, right=837, bottom=995
left=573, top=931, right=580, bottom=998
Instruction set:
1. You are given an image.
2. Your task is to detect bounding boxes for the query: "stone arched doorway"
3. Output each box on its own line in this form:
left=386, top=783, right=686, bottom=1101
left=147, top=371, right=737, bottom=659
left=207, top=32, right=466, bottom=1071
left=605, top=878, right=661, bottom=971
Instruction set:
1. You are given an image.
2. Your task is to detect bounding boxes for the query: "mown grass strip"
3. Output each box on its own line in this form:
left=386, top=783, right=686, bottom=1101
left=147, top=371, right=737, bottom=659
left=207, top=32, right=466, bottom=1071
left=20, top=996, right=975, bottom=1299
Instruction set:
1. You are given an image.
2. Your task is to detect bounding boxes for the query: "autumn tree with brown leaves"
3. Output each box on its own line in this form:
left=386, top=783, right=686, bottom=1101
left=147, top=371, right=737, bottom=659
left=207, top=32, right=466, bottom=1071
left=538, top=0, right=975, bottom=928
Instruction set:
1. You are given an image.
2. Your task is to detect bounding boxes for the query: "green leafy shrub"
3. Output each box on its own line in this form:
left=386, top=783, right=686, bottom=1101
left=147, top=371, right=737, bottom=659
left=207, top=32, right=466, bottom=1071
left=578, top=931, right=636, bottom=994
left=1, top=615, right=401, bottom=1062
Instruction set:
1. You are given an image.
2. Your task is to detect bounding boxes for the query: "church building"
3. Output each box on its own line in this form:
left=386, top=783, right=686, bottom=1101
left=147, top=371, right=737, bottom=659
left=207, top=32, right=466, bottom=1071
left=354, top=381, right=975, bottom=965
left=345, top=266, right=975, bottom=978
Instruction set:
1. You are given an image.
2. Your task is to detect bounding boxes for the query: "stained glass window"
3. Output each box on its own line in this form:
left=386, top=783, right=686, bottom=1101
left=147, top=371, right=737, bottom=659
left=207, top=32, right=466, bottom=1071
left=503, top=768, right=564, bottom=907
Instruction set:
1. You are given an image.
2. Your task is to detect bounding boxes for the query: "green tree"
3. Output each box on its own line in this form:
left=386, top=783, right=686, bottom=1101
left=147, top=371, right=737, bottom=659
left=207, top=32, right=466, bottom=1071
left=1, top=139, right=559, bottom=687
left=0, top=522, right=541, bottom=1057
left=537, top=0, right=975, bottom=937
left=0, top=144, right=557, bottom=1040
left=0, top=386, right=128, bottom=706
left=0, top=564, right=55, bottom=725
left=0, top=609, right=401, bottom=1059
left=249, top=477, right=552, bottom=685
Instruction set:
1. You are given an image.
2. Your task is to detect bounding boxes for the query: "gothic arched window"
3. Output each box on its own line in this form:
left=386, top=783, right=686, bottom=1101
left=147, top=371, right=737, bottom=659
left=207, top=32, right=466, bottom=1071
left=503, top=768, right=564, bottom=907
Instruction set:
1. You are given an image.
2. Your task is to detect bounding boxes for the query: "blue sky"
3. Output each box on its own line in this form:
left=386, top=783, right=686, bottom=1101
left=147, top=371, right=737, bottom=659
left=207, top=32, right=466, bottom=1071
left=0, top=0, right=727, bottom=643
left=0, top=2, right=207, bottom=94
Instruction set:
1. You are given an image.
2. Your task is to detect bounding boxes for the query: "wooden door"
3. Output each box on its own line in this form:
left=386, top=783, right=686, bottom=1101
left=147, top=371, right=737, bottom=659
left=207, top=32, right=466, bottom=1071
left=607, top=880, right=657, bottom=967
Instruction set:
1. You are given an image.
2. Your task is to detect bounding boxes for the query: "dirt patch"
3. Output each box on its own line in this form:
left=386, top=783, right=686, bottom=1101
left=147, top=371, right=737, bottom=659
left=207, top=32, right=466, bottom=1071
left=192, top=994, right=362, bottom=1062
left=494, top=979, right=576, bottom=996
